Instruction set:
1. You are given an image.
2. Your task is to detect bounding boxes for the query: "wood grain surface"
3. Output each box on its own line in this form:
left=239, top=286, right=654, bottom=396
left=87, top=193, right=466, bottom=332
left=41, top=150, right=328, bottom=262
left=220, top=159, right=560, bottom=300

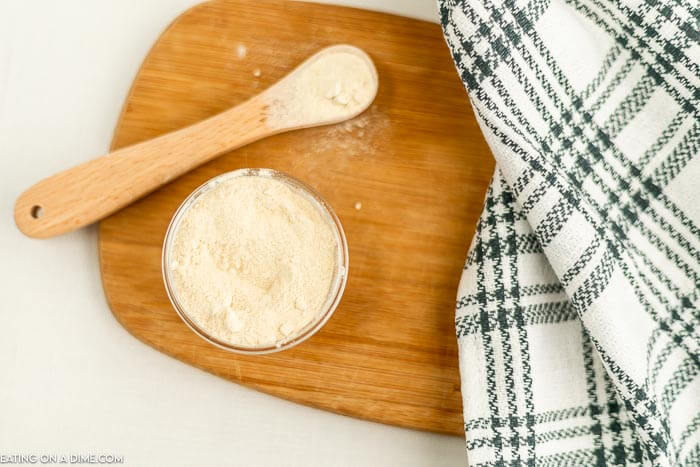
left=99, top=0, right=494, bottom=436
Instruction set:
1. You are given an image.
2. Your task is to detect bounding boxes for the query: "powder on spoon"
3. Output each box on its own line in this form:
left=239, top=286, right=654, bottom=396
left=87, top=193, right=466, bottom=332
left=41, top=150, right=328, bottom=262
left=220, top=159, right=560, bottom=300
left=264, top=50, right=376, bottom=129
left=166, top=171, right=339, bottom=348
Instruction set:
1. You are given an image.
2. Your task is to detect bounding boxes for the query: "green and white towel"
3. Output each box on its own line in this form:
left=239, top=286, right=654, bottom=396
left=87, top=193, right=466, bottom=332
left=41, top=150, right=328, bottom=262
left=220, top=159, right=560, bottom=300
left=439, top=0, right=699, bottom=464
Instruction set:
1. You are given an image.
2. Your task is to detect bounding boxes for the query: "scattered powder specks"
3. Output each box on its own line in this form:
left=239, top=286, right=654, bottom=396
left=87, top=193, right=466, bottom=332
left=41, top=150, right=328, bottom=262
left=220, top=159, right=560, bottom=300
left=305, top=106, right=388, bottom=160
left=354, top=202, right=362, bottom=210
left=253, top=68, right=261, bottom=77
left=236, top=43, right=247, bottom=59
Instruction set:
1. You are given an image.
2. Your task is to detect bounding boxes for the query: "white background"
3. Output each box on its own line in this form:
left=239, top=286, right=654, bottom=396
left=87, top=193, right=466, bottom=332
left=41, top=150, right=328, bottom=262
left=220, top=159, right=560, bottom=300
left=0, top=1, right=466, bottom=466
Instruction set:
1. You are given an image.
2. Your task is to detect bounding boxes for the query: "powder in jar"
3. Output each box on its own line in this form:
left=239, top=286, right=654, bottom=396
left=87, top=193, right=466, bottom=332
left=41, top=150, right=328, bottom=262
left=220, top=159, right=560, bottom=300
left=167, top=171, right=340, bottom=348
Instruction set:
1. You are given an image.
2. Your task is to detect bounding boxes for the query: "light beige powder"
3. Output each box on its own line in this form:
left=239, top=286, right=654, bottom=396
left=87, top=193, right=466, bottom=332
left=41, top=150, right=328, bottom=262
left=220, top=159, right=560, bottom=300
left=168, top=173, right=338, bottom=348
left=265, top=52, right=375, bottom=129
left=236, top=43, right=247, bottom=59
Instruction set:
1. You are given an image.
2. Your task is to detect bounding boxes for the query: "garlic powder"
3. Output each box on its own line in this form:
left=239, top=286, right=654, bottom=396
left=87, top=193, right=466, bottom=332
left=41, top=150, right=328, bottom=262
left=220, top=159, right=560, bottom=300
left=167, top=172, right=339, bottom=348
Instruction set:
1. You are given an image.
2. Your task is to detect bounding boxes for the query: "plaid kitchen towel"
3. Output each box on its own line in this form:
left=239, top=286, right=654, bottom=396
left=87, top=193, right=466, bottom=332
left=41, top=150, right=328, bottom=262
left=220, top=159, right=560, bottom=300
left=439, top=0, right=699, bottom=465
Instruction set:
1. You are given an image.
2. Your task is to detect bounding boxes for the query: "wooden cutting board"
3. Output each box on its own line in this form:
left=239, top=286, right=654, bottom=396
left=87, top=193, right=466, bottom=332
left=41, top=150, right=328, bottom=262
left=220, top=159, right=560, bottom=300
left=99, top=0, right=494, bottom=436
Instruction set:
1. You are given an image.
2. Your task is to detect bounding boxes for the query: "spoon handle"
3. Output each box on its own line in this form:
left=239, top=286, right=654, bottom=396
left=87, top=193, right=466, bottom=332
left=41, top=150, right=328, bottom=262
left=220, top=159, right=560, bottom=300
left=14, top=96, right=270, bottom=239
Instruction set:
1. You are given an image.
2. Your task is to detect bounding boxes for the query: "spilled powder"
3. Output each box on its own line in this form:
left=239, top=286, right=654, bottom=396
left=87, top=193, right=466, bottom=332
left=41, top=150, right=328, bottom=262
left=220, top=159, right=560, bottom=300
left=265, top=51, right=375, bottom=129
left=168, top=173, right=338, bottom=348
left=236, top=43, right=247, bottom=59
left=308, top=106, right=389, bottom=159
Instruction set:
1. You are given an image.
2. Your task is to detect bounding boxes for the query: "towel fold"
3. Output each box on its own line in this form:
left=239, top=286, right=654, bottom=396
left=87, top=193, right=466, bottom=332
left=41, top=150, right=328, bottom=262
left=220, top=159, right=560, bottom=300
left=439, top=0, right=700, bottom=464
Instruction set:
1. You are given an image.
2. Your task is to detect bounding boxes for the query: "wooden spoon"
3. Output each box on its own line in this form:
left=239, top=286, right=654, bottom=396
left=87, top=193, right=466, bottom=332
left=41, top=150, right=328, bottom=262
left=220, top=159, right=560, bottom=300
left=14, top=44, right=378, bottom=239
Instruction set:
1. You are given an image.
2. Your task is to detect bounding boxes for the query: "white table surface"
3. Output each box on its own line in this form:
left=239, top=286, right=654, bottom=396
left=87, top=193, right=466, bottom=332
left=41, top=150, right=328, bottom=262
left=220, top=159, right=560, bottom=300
left=0, top=1, right=467, bottom=466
